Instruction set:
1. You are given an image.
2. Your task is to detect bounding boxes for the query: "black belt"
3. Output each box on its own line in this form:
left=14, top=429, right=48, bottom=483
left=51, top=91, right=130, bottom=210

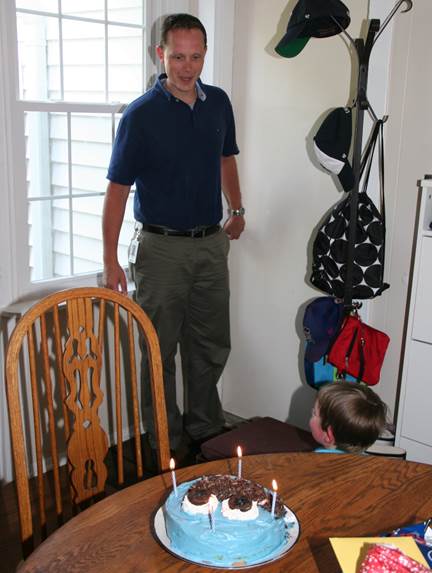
left=142, top=224, right=220, bottom=238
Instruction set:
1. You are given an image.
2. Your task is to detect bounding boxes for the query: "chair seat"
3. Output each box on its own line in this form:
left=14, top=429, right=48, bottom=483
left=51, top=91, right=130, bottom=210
left=200, top=417, right=319, bottom=460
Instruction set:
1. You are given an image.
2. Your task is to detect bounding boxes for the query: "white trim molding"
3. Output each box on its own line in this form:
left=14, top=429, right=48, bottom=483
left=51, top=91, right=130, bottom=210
left=198, top=0, right=235, bottom=97
left=0, top=0, right=20, bottom=309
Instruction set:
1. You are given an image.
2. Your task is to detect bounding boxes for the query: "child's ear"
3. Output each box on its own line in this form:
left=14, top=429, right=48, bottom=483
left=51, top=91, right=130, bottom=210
left=324, top=425, right=336, bottom=447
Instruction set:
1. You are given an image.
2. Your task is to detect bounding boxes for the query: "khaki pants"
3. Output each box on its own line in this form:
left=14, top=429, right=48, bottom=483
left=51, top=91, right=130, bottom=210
left=131, top=228, right=230, bottom=449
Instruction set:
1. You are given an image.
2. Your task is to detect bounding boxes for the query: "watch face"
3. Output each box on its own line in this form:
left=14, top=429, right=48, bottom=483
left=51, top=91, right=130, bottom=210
left=232, top=207, right=245, bottom=216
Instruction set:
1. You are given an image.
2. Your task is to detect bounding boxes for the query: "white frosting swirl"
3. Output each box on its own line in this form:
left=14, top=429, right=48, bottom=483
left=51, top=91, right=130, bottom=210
left=182, top=493, right=218, bottom=515
left=221, top=499, right=259, bottom=521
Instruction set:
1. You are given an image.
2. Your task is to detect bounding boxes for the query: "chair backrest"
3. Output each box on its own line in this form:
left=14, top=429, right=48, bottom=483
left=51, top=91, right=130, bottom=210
left=5, top=287, right=170, bottom=554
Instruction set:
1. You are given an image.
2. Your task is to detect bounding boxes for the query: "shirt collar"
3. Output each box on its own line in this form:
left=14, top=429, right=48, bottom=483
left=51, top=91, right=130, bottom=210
left=196, top=81, right=206, bottom=101
left=156, top=73, right=207, bottom=102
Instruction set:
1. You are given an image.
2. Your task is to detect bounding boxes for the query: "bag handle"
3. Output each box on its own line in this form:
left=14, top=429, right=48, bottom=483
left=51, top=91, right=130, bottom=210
left=360, top=119, right=385, bottom=220
left=357, top=320, right=366, bottom=382
left=344, top=119, right=385, bottom=308
left=362, top=119, right=386, bottom=272
left=345, top=324, right=358, bottom=365
left=341, top=315, right=365, bottom=383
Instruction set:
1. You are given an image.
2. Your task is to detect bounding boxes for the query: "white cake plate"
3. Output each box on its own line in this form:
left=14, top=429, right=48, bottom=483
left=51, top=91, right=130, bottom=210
left=153, top=505, right=300, bottom=570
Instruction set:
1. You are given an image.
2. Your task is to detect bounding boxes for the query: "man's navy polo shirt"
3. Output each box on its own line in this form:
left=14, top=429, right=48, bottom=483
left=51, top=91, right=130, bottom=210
left=107, top=74, right=239, bottom=230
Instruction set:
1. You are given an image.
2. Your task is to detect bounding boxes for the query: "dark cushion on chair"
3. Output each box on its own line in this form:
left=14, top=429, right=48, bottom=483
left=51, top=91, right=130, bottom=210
left=200, top=417, right=319, bottom=460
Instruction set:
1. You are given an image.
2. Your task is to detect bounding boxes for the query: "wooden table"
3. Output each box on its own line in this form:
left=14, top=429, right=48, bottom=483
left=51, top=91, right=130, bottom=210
left=18, top=453, right=432, bottom=572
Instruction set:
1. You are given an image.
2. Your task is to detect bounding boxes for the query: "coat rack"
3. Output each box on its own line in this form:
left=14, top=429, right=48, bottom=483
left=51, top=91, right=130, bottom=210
left=342, top=0, right=413, bottom=309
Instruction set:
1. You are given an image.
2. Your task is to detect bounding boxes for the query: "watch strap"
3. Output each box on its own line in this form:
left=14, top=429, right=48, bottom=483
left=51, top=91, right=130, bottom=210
left=229, top=207, right=245, bottom=216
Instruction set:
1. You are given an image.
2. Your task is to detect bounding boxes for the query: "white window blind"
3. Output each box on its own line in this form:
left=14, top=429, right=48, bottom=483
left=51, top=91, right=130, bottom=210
left=15, top=1, right=146, bottom=283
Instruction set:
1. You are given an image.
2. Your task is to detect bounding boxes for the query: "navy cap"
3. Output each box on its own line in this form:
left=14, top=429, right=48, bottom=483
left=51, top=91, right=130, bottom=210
left=275, top=0, right=351, bottom=58
left=313, top=107, right=355, bottom=192
left=303, top=297, right=344, bottom=362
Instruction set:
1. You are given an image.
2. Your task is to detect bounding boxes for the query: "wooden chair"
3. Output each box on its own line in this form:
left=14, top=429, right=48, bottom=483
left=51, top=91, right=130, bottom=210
left=5, top=287, right=170, bottom=556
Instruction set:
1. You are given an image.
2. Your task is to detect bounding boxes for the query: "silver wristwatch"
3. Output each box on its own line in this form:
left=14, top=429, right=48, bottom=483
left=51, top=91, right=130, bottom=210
left=229, top=207, right=245, bottom=216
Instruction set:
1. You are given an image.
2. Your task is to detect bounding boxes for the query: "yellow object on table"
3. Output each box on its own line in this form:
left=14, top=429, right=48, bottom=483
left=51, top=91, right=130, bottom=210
left=330, top=536, right=430, bottom=572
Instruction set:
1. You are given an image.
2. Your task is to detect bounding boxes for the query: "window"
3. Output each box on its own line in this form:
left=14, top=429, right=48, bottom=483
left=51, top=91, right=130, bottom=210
left=0, top=0, right=234, bottom=309
left=15, top=0, right=149, bottom=285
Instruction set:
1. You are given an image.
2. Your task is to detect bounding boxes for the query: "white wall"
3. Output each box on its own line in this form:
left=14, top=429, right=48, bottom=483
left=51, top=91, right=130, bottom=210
left=223, top=0, right=430, bottom=432
left=222, top=0, right=371, bottom=429
left=368, top=0, right=432, bottom=418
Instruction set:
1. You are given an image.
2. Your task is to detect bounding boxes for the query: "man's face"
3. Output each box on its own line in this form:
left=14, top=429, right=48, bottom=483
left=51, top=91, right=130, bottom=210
left=156, top=28, right=206, bottom=100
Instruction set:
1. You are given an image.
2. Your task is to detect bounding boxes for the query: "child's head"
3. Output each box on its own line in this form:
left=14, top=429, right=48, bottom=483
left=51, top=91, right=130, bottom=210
left=309, top=382, right=388, bottom=453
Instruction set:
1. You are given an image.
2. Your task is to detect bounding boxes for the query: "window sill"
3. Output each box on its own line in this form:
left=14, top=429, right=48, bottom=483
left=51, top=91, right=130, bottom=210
left=0, top=272, right=135, bottom=316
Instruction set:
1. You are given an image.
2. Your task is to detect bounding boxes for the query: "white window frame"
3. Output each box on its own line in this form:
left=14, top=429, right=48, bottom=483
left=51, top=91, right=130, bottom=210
left=0, top=0, right=235, bottom=311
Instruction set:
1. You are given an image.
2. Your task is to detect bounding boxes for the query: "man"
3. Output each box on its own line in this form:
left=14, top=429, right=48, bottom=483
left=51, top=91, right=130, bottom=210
left=102, top=13, right=244, bottom=453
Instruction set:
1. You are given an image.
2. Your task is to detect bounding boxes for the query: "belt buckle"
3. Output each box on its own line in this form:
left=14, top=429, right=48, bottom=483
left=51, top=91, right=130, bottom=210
left=191, top=226, right=204, bottom=238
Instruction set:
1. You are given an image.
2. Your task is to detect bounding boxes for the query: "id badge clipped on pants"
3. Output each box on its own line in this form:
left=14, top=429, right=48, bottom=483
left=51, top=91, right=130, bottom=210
left=128, top=222, right=142, bottom=264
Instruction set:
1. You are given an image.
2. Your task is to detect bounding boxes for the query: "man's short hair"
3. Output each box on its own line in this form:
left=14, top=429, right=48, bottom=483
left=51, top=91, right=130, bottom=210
left=317, top=382, right=387, bottom=453
left=160, top=13, right=207, bottom=48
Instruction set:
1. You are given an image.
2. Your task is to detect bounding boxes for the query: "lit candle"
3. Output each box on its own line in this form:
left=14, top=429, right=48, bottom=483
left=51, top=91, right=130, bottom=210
left=169, top=458, right=178, bottom=497
left=208, top=496, right=217, bottom=533
left=271, top=479, right=278, bottom=518
left=237, top=446, right=243, bottom=479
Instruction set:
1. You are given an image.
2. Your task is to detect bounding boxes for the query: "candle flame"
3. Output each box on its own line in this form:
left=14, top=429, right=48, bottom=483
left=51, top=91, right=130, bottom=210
left=237, top=445, right=242, bottom=458
left=272, top=479, right=278, bottom=491
left=169, top=458, right=175, bottom=470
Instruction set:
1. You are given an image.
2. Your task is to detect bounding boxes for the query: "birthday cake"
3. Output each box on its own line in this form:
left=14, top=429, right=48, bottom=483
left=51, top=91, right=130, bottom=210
left=163, top=474, right=298, bottom=567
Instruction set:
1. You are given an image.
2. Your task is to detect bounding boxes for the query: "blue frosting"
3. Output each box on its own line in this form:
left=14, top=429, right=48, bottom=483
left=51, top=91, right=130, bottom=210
left=163, top=478, right=290, bottom=567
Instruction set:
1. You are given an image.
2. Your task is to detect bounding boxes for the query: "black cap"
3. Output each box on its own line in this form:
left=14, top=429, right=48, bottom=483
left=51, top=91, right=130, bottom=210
left=275, top=0, right=351, bottom=58
left=313, top=107, right=354, bottom=192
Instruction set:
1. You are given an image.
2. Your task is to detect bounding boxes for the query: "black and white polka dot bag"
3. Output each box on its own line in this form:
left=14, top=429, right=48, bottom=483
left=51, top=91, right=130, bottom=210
left=310, top=120, right=390, bottom=300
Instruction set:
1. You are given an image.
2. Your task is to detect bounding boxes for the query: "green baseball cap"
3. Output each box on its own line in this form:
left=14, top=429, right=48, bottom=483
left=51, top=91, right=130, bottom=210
left=275, top=0, right=350, bottom=58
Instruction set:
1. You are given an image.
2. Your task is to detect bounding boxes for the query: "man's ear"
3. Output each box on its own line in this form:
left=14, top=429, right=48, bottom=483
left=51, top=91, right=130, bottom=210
left=324, top=425, right=336, bottom=447
left=156, top=45, right=164, bottom=63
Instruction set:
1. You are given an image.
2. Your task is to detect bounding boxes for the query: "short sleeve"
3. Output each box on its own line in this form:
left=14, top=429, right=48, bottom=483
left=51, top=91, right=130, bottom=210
left=222, top=94, right=239, bottom=157
left=107, top=109, right=143, bottom=185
